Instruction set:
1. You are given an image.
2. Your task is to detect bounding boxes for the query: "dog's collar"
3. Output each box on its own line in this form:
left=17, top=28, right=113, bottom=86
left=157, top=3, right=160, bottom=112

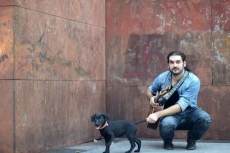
left=100, top=121, right=108, bottom=129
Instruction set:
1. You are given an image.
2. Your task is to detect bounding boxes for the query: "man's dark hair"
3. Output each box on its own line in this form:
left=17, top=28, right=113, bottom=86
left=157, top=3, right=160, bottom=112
left=167, top=51, right=191, bottom=71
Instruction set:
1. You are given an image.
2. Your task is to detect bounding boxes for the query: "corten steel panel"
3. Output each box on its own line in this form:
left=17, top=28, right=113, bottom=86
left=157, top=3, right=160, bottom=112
left=106, top=0, right=211, bottom=34
left=0, top=0, right=14, bottom=5
left=66, top=81, right=106, bottom=146
left=106, top=0, right=212, bottom=88
left=0, top=81, right=13, bottom=153
left=84, top=24, right=105, bottom=80
left=14, top=0, right=82, bottom=21
left=106, top=85, right=228, bottom=140
left=15, top=80, right=106, bottom=152
left=82, top=0, right=105, bottom=27
left=13, top=0, right=105, bottom=27
left=15, top=80, right=69, bottom=152
left=105, top=0, right=223, bottom=140
left=0, top=7, right=14, bottom=79
left=67, top=24, right=105, bottom=81
left=199, top=86, right=230, bottom=140
left=211, top=0, right=230, bottom=85
left=13, top=7, right=105, bottom=81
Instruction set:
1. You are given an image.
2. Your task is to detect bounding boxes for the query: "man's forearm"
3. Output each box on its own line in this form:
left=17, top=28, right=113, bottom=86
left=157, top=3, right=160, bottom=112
left=156, top=104, right=181, bottom=118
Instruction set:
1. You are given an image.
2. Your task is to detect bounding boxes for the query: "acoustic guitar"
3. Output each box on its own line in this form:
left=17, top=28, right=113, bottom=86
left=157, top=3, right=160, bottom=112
left=146, top=86, right=170, bottom=129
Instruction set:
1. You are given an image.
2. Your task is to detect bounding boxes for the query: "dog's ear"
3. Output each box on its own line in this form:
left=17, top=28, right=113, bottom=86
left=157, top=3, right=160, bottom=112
left=91, top=114, right=96, bottom=122
left=102, top=113, right=110, bottom=120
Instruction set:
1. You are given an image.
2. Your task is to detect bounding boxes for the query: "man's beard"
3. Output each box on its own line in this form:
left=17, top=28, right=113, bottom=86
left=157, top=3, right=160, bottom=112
left=170, top=68, right=184, bottom=76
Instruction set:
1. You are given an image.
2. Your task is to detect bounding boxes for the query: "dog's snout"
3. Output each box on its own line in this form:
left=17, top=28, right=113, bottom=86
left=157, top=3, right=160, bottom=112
left=92, top=114, right=109, bottom=130
left=95, top=120, right=101, bottom=126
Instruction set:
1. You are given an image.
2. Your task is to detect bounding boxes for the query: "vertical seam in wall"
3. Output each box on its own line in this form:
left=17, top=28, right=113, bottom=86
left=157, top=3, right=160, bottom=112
left=104, top=26, right=107, bottom=112
left=12, top=6, right=16, bottom=153
left=211, top=0, right=214, bottom=86
left=211, top=0, right=213, bottom=86
left=104, top=0, right=107, bottom=116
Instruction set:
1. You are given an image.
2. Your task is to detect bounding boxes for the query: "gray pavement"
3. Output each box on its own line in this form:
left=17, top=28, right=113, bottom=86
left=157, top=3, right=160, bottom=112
left=46, top=138, right=230, bottom=153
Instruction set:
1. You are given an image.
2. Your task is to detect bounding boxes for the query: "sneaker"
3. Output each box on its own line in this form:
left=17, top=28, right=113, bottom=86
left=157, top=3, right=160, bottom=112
left=186, top=141, right=196, bottom=150
left=163, top=141, right=174, bottom=150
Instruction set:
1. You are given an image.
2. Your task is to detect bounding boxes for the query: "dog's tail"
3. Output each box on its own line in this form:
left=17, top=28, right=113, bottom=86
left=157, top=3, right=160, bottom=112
left=134, top=119, right=147, bottom=125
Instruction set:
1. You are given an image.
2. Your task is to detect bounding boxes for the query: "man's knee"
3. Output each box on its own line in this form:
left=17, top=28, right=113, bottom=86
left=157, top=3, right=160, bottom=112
left=159, top=120, right=176, bottom=133
left=196, top=117, right=212, bottom=131
left=198, top=110, right=212, bottom=128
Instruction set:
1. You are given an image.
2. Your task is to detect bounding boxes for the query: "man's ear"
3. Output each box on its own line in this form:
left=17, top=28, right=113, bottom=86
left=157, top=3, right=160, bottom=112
left=184, top=61, right=186, bottom=67
left=102, top=113, right=110, bottom=120
left=91, top=114, right=96, bottom=122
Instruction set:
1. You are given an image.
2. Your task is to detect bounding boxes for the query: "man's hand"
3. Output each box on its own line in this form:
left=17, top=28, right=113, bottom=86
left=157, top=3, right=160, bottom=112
left=146, top=113, right=159, bottom=123
left=150, top=96, right=159, bottom=107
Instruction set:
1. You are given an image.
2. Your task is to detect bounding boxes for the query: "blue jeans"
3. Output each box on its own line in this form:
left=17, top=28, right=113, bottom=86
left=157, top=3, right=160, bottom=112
left=159, top=106, right=212, bottom=142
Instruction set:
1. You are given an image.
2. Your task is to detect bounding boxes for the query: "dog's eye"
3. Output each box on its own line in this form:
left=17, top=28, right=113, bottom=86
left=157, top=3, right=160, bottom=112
left=95, top=116, right=101, bottom=119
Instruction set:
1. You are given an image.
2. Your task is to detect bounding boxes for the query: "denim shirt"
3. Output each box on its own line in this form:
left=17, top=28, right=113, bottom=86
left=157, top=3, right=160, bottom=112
left=148, top=70, right=200, bottom=112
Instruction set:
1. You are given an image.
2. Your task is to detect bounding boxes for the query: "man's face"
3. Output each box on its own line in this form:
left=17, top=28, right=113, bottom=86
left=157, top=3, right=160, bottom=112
left=168, top=55, right=185, bottom=75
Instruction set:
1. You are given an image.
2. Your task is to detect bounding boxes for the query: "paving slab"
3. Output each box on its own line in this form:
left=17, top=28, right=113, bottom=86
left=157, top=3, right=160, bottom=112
left=45, top=138, right=230, bottom=153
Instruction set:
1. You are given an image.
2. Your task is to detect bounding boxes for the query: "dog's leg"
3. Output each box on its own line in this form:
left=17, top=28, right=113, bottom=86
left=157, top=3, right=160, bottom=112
left=103, top=135, right=115, bottom=153
left=126, top=133, right=136, bottom=153
left=134, top=137, right=141, bottom=152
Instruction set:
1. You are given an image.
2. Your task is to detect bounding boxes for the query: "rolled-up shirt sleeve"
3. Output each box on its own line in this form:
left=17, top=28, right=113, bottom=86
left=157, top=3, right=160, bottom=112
left=176, top=80, right=200, bottom=111
left=148, top=85, right=153, bottom=93
left=148, top=75, right=162, bottom=94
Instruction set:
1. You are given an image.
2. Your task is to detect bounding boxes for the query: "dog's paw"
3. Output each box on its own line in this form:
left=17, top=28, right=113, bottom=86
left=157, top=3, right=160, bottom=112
left=103, top=150, right=110, bottom=153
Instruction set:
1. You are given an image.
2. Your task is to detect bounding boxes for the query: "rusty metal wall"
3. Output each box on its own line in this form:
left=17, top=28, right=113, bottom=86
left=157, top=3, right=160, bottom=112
left=0, top=0, right=105, bottom=152
left=106, top=0, right=230, bottom=141
left=0, top=0, right=230, bottom=152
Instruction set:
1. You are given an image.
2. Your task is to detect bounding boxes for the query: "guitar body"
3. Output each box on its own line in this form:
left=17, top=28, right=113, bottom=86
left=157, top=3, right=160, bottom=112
left=146, top=105, right=163, bottom=129
left=146, top=86, right=170, bottom=129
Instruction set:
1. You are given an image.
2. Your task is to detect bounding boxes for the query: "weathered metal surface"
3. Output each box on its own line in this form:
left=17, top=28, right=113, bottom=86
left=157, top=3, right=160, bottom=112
left=106, top=0, right=230, bottom=140
left=0, top=0, right=14, bottom=5
left=0, top=81, right=13, bottom=153
left=106, top=0, right=212, bottom=87
left=199, top=86, right=230, bottom=140
left=13, top=7, right=105, bottom=81
left=212, top=0, right=230, bottom=85
left=13, top=0, right=105, bottom=27
left=0, top=7, right=14, bottom=79
left=15, top=80, right=105, bottom=152
left=0, top=0, right=229, bottom=152
left=0, top=0, right=106, bottom=152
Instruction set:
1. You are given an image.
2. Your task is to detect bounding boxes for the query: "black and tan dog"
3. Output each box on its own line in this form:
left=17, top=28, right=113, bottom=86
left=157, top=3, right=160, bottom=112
left=91, top=113, right=146, bottom=153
